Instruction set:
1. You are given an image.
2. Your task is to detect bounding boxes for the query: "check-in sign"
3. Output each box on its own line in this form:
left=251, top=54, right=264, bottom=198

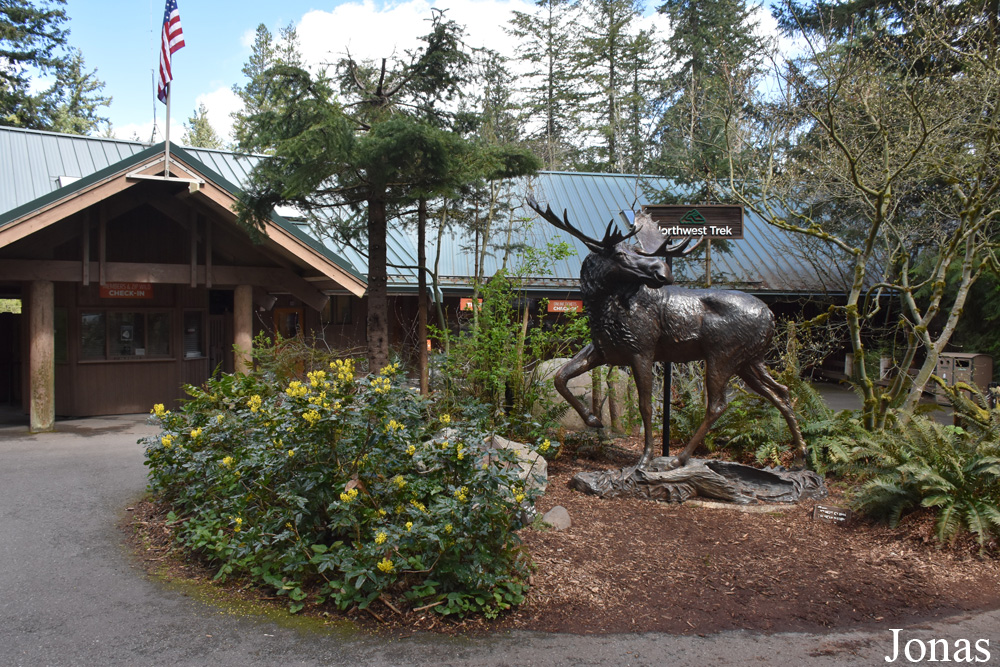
left=100, top=282, right=154, bottom=299
left=547, top=300, right=582, bottom=313
left=459, top=298, right=482, bottom=311
left=642, top=205, right=744, bottom=240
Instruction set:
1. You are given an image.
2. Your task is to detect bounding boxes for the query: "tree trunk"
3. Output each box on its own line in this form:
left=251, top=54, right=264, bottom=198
left=417, top=197, right=428, bottom=394
left=366, top=195, right=389, bottom=373
left=434, top=206, right=449, bottom=354
left=608, top=366, right=622, bottom=431
left=902, top=236, right=981, bottom=413
left=592, top=366, right=604, bottom=420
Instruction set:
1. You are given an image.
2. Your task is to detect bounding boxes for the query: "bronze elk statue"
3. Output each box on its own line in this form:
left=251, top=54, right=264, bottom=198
left=527, top=197, right=807, bottom=470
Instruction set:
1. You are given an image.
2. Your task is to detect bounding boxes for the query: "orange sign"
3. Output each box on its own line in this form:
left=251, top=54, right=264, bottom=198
left=100, top=282, right=154, bottom=299
left=547, top=299, right=583, bottom=313
left=459, top=298, right=483, bottom=311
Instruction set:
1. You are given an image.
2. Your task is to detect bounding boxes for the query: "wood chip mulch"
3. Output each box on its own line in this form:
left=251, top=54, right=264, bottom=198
left=123, top=435, right=1000, bottom=636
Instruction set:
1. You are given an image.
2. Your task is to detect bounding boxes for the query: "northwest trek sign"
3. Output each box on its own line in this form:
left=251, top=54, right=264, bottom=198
left=641, top=205, right=744, bottom=240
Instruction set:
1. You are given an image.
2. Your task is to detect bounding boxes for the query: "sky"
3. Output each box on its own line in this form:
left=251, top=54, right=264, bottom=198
left=61, top=0, right=784, bottom=147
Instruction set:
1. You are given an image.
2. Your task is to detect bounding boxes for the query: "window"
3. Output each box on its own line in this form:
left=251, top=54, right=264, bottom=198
left=274, top=307, right=303, bottom=338
left=80, top=312, right=106, bottom=360
left=321, top=295, right=353, bottom=325
left=79, top=311, right=172, bottom=360
left=183, top=311, right=204, bottom=358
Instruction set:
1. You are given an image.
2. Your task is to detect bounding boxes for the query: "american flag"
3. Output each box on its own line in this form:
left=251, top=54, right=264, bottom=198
left=156, top=0, right=185, bottom=104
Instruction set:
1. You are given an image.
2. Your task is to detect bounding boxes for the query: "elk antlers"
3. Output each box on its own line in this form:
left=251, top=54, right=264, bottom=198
left=527, top=197, right=702, bottom=258
left=527, top=197, right=637, bottom=252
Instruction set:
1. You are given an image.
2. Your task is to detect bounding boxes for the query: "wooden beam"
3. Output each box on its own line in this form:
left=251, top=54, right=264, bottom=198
left=146, top=196, right=197, bottom=230
left=0, top=260, right=330, bottom=311
left=0, top=169, right=138, bottom=249
left=253, top=286, right=276, bottom=311
left=190, top=211, right=198, bottom=287
left=100, top=186, right=164, bottom=221
left=206, top=218, right=213, bottom=288
left=98, top=203, right=107, bottom=286
left=186, top=183, right=366, bottom=297
left=82, top=212, right=90, bottom=286
left=0, top=154, right=196, bottom=251
left=234, top=284, right=253, bottom=375
left=28, top=280, right=55, bottom=433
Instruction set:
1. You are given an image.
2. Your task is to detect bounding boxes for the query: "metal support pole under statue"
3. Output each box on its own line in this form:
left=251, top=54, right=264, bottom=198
left=662, top=255, right=672, bottom=457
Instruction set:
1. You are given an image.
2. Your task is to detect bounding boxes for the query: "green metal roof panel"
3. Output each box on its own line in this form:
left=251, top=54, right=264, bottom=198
left=0, top=138, right=162, bottom=227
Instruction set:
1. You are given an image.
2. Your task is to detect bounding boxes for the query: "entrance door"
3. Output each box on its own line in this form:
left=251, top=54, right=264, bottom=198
left=0, top=312, right=20, bottom=405
left=208, top=314, right=232, bottom=376
left=274, top=308, right=303, bottom=339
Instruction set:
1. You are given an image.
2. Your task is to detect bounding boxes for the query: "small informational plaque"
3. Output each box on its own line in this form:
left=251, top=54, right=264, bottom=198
left=813, top=504, right=853, bottom=526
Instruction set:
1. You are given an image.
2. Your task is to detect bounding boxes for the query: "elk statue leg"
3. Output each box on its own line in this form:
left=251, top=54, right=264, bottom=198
left=739, top=361, right=808, bottom=468
left=673, top=362, right=733, bottom=468
left=554, top=344, right=606, bottom=429
left=629, top=356, right=657, bottom=468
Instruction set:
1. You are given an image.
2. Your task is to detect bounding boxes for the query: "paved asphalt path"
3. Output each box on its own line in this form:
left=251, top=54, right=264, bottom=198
left=2, top=410, right=999, bottom=667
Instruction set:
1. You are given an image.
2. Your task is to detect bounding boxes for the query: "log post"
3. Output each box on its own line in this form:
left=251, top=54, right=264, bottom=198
left=234, top=284, right=253, bottom=374
left=29, top=280, right=55, bottom=432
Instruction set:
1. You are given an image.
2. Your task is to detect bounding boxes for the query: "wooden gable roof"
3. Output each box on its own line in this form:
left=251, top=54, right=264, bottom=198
left=0, top=140, right=366, bottom=308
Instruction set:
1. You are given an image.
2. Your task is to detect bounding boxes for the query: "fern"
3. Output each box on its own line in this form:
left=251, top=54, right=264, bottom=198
left=668, top=360, right=834, bottom=466
left=845, top=414, right=1000, bottom=546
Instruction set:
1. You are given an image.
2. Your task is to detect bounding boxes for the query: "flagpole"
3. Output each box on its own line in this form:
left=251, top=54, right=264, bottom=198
left=157, top=0, right=184, bottom=178
left=164, top=85, right=172, bottom=177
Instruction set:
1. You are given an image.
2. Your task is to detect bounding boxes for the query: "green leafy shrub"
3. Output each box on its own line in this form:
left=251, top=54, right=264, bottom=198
left=144, top=342, right=542, bottom=617
left=845, top=415, right=1000, bottom=546
left=432, top=241, right=588, bottom=445
left=667, top=360, right=832, bottom=467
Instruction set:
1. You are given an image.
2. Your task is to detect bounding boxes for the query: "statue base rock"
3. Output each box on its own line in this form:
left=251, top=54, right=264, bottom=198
left=570, top=457, right=827, bottom=505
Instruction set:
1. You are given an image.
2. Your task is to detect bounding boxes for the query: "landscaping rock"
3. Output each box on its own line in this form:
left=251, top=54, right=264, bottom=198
left=541, top=505, right=571, bottom=531
left=536, top=358, right=629, bottom=431
left=487, top=434, right=548, bottom=495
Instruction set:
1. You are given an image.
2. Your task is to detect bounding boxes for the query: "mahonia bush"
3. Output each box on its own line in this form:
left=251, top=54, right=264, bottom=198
left=144, top=341, right=545, bottom=617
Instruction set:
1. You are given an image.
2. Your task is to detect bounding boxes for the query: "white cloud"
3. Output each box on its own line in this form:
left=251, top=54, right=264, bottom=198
left=752, top=2, right=808, bottom=61
left=241, top=26, right=260, bottom=49
left=293, top=0, right=536, bottom=69
left=195, top=86, right=242, bottom=144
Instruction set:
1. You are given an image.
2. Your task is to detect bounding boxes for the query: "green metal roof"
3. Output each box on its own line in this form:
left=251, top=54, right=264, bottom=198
left=0, top=125, right=848, bottom=296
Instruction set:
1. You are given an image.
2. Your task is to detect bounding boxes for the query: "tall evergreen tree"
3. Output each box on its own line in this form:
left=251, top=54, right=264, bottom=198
left=231, top=23, right=302, bottom=153
left=235, top=14, right=482, bottom=371
left=1, top=0, right=109, bottom=133
left=46, top=48, right=110, bottom=135
left=1, top=0, right=67, bottom=127
left=182, top=103, right=224, bottom=149
left=507, top=0, right=582, bottom=169
left=573, top=0, right=650, bottom=172
left=653, top=0, right=764, bottom=199
left=467, top=48, right=524, bottom=146
left=619, top=26, right=662, bottom=173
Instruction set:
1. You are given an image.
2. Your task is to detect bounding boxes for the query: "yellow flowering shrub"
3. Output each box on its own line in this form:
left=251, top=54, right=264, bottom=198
left=144, top=337, right=537, bottom=619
